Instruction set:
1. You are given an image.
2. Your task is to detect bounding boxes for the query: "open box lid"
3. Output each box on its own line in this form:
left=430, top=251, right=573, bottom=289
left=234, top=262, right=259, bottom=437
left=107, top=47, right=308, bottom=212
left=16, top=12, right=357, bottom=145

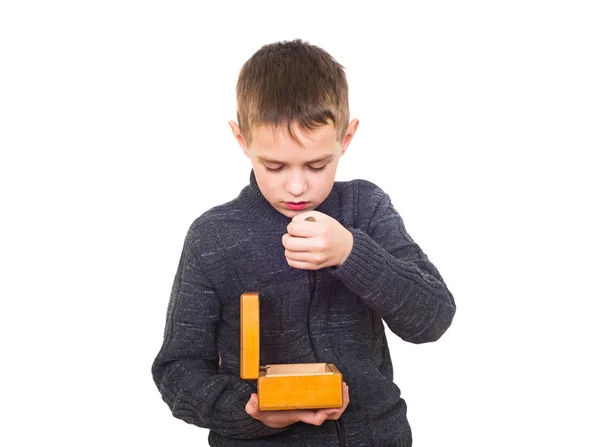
left=240, top=292, right=260, bottom=380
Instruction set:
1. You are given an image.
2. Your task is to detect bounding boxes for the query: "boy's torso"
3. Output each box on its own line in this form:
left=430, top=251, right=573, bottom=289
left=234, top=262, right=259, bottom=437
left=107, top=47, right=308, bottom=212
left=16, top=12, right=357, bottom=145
left=187, top=174, right=410, bottom=446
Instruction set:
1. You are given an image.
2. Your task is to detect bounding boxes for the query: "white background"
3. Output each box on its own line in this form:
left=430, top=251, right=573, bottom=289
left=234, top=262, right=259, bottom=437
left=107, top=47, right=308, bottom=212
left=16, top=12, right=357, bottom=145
left=1, top=1, right=599, bottom=446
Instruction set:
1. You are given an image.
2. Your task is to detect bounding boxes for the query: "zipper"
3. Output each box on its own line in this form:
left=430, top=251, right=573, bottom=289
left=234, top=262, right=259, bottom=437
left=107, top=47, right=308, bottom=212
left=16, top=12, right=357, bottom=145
left=309, top=271, right=345, bottom=447
left=335, top=420, right=347, bottom=447
left=308, top=269, right=317, bottom=296
left=307, top=270, right=318, bottom=361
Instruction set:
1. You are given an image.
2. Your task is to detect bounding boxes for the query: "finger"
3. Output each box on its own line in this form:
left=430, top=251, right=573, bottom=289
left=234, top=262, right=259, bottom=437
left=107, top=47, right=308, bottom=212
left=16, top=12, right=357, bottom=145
left=326, top=383, right=350, bottom=420
left=341, top=382, right=350, bottom=409
left=245, top=394, right=260, bottom=418
left=285, top=259, right=319, bottom=270
left=284, top=249, right=326, bottom=263
left=282, top=233, right=314, bottom=252
left=286, top=221, right=320, bottom=238
left=326, top=409, right=342, bottom=420
left=319, top=409, right=339, bottom=419
left=296, top=409, right=330, bottom=426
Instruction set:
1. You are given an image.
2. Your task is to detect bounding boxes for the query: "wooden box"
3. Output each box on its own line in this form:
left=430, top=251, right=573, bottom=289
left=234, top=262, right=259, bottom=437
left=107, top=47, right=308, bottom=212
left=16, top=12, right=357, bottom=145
left=240, top=292, right=343, bottom=411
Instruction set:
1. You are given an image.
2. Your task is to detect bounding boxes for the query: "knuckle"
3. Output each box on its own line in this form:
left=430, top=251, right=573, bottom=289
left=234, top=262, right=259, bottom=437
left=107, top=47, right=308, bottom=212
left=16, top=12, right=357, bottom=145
left=314, top=254, right=324, bottom=264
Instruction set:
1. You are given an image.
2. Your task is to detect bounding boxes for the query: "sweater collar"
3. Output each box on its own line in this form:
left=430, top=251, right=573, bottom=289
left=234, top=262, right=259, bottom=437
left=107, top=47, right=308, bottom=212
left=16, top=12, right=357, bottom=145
left=239, top=170, right=339, bottom=228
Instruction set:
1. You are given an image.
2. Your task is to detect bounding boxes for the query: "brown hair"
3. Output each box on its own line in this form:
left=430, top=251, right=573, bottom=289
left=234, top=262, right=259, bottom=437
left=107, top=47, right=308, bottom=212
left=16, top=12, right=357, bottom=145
left=236, top=39, right=349, bottom=146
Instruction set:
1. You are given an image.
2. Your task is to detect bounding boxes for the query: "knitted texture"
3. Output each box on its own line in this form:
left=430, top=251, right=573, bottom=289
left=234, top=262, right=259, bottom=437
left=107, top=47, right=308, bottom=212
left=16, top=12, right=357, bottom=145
left=152, top=170, right=455, bottom=446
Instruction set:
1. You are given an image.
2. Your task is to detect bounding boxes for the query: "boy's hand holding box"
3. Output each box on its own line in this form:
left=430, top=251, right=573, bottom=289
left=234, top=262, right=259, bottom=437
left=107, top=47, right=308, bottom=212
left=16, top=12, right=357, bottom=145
left=240, top=292, right=343, bottom=411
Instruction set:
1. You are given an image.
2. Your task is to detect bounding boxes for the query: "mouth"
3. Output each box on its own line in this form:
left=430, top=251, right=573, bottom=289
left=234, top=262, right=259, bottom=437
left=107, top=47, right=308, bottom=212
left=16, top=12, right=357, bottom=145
left=284, top=201, right=309, bottom=211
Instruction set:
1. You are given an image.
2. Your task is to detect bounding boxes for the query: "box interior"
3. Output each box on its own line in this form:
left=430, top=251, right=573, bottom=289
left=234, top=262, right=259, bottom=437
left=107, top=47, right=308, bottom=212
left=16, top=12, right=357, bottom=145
left=264, top=363, right=334, bottom=376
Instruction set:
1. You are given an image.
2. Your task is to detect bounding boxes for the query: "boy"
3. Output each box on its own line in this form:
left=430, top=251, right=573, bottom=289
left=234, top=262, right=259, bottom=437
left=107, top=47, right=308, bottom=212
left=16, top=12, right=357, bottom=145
left=152, top=39, right=456, bottom=446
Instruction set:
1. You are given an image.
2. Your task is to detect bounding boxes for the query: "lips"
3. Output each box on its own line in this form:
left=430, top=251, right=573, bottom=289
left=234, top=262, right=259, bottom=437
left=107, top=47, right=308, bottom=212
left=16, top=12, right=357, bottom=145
left=284, top=201, right=308, bottom=211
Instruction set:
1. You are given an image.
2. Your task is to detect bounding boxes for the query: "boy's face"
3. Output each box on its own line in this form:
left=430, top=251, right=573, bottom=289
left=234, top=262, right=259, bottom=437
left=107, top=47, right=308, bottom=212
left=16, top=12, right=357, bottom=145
left=229, top=119, right=359, bottom=219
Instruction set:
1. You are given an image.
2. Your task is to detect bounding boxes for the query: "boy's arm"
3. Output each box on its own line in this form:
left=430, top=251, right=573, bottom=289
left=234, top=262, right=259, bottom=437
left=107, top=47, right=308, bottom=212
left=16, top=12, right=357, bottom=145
left=152, top=236, right=286, bottom=439
left=331, top=187, right=456, bottom=343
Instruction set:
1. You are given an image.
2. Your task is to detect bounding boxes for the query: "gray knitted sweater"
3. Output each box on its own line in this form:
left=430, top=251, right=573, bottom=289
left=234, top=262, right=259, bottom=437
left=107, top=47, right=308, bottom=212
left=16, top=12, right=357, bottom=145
left=152, top=171, right=456, bottom=446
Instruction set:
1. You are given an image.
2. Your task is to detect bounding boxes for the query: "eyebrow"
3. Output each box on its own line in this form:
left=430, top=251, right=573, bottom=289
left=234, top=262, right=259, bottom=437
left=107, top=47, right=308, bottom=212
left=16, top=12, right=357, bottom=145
left=257, top=154, right=334, bottom=164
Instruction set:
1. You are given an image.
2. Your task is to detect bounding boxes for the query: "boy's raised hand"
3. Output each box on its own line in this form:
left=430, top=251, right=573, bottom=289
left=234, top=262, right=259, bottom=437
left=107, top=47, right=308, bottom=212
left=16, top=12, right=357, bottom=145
left=245, top=382, right=350, bottom=428
left=282, top=211, right=354, bottom=270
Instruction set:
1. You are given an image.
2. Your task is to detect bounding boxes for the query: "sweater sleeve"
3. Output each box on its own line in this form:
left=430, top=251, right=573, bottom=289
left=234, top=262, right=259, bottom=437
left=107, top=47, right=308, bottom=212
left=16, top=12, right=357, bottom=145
left=151, top=234, right=286, bottom=439
left=330, top=188, right=456, bottom=343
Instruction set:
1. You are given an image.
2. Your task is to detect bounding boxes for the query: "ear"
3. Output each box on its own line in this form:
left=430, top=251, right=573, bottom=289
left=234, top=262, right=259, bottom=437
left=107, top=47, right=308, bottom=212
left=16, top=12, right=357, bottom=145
left=228, top=120, right=250, bottom=157
left=340, top=118, right=359, bottom=156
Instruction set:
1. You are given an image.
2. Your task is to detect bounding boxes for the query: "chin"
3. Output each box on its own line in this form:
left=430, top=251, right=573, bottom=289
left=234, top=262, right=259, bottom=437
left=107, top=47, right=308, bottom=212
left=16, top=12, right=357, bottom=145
left=277, top=207, right=308, bottom=219
left=279, top=209, right=298, bottom=218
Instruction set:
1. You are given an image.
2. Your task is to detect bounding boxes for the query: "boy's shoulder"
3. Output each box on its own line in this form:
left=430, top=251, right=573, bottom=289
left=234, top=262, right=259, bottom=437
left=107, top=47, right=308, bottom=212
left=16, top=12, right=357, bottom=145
left=330, top=178, right=393, bottom=227
left=333, top=178, right=388, bottom=201
left=185, top=197, right=245, bottom=241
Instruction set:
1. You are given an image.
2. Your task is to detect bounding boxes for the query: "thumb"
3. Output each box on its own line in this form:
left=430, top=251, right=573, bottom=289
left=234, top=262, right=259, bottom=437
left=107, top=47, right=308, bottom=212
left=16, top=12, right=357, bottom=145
left=246, top=393, right=259, bottom=415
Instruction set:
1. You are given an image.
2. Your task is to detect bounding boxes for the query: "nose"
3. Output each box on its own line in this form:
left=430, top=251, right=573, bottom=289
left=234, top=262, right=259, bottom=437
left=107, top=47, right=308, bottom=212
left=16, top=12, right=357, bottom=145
left=285, top=170, right=308, bottom=197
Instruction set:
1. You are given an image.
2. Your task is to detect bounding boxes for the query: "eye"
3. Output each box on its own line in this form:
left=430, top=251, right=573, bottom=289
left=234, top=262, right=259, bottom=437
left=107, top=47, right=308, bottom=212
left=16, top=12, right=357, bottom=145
left=308, top=165, right=327, bottom=172
left=265, top=166, right=284, bottom=173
